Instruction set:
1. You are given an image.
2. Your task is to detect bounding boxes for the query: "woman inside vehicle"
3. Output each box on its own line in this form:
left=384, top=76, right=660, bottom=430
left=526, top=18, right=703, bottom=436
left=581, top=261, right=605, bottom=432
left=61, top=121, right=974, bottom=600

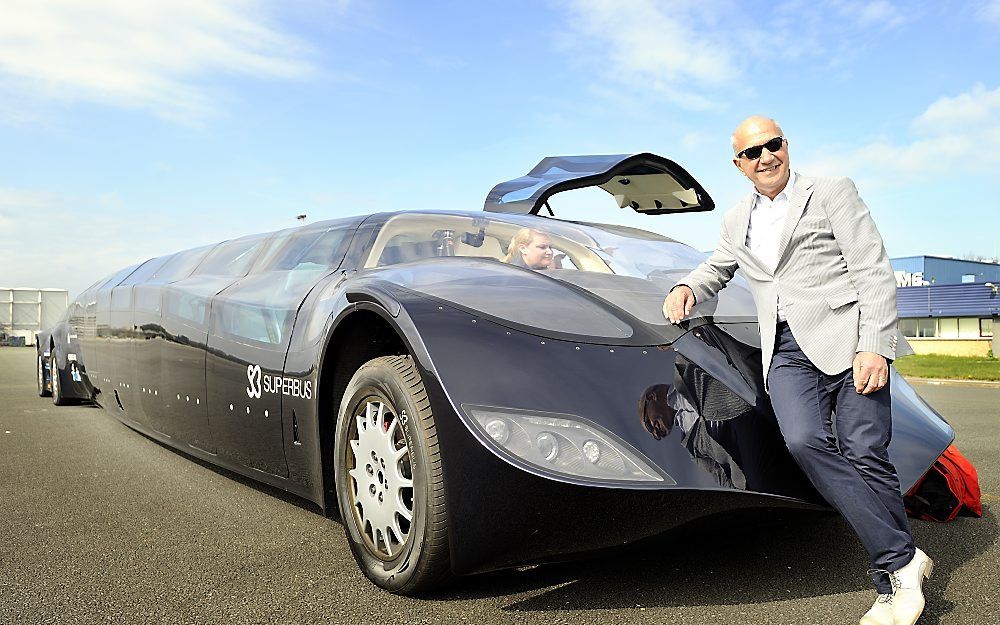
left=503, top=227, right=564, bottom=270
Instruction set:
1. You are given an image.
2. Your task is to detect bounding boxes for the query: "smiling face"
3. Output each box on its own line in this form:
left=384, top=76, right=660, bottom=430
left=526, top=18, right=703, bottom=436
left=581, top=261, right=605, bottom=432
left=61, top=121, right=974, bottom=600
left=521, top=233, right=554, bottom=269
left=732, top=116, right=790, bottom=200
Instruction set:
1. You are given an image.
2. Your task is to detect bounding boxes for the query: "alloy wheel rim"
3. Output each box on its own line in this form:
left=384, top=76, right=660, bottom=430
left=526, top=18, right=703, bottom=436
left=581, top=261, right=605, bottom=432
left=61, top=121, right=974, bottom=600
left=38, top=356, right=44, bottom=391
left=347, top=399, right=414, bottom=560
left=50, top=357, right=57, bottom=397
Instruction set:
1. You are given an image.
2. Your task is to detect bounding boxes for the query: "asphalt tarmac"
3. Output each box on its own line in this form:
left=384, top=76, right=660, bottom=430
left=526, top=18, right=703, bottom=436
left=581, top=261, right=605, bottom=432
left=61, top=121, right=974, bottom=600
left=1, top=347, right=996, bottom=625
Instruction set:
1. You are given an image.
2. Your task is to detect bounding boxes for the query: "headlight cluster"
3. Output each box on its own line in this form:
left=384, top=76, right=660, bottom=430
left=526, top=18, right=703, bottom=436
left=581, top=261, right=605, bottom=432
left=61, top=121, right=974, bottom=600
left=463, top=405, right=667, bottom=483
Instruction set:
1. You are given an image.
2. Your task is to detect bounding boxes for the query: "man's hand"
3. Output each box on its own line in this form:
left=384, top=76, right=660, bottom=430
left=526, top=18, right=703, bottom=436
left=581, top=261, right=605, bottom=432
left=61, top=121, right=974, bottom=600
left=853, top=351, right=888, bottom=394
left=663, top=285, right=695, bottom=324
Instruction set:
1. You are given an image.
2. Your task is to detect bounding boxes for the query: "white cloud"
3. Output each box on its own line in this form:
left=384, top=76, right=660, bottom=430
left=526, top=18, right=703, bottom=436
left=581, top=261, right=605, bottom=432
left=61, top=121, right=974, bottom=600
left=557, top=0, right=741, bottom=110
left=0, top=0, right=315, bottom=122
left=0, top=187, right=57, bottom=209
left=831, top=0, right=908, bottom=29
left=801, top=84, right=1000, bottom=188
left=980, top=0, right=1000, bottom=24
left=912, top=84, right=1000, bottom=132
left=556, top=0, right=918, bottom=111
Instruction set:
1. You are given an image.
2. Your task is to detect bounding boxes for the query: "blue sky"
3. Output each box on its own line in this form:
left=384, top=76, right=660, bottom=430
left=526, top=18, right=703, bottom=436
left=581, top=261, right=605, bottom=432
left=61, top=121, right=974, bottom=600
left=1, top=0, right=999, bottom=297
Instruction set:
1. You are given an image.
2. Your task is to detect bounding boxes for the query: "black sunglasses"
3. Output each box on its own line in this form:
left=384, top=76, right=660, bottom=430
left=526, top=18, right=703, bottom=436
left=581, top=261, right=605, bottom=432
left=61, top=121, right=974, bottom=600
left=736, top=136, right=785, bottom=161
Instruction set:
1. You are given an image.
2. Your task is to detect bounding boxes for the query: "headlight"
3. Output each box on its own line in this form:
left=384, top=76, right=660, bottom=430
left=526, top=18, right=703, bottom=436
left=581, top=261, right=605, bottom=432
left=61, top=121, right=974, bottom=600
left=463, top=404, right=669, bottom=483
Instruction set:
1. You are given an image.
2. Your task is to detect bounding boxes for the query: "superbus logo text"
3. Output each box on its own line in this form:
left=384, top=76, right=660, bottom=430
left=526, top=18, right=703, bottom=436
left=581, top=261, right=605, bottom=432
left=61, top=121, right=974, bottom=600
left=247, top=364, right=313, bottom=400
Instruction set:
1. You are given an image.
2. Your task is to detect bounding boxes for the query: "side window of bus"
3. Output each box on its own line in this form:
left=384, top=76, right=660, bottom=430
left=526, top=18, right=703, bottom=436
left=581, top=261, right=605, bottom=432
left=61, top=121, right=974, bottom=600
left=254, top=226, right=352, bottom=273
left=195, top=236, right=268, bottom=277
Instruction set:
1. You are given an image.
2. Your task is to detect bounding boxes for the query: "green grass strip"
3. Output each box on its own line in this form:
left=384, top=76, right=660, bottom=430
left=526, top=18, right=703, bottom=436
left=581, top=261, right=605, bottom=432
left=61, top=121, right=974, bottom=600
left=894, top=353, right=1000, bottom=381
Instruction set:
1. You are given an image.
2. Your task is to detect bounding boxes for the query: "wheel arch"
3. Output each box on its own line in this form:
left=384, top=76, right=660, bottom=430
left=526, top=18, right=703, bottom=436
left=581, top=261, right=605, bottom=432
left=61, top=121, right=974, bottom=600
left=317, top=305, right=413, bottom=516
left=47, top=334, right=59, bottom=367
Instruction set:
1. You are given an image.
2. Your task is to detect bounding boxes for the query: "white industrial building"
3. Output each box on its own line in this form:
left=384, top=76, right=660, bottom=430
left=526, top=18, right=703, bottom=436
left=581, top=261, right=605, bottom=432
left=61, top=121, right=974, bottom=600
left=0, top=288, right=69, bottom=347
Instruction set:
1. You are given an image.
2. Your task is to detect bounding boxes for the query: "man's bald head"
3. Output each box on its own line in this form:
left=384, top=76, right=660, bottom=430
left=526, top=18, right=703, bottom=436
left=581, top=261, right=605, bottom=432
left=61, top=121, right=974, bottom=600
left=730, top=115, right=790, bottom=200
left=731, top=116, right=784, bottom=153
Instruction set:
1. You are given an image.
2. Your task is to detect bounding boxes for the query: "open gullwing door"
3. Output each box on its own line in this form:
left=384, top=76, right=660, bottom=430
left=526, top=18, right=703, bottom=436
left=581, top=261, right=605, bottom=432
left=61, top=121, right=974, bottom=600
left=483, top=153, right=715, bottom=216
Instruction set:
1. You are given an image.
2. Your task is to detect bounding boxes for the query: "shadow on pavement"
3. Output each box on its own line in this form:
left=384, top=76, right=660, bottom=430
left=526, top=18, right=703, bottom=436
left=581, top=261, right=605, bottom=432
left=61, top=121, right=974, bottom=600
left=912, top=506, right=997, bottom=625
left=427, top=505, right=997, bottom=612
left=126, top=421, right=328, bottom=516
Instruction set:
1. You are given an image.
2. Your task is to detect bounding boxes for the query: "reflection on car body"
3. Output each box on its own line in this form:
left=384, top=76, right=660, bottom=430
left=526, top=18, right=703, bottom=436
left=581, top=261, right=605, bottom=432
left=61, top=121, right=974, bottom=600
left=36, top=152, right=954, bottom=595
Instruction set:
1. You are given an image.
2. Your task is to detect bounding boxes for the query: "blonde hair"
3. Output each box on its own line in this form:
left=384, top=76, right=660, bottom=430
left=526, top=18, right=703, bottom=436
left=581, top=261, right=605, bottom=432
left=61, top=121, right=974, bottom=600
left=504, top=228, right=544, bottom=263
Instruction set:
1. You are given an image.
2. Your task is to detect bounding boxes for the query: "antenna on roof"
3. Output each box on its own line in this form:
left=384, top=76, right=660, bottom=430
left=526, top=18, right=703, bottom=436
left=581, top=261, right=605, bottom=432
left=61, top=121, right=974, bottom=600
left=296, top=214, right=307, bottom=224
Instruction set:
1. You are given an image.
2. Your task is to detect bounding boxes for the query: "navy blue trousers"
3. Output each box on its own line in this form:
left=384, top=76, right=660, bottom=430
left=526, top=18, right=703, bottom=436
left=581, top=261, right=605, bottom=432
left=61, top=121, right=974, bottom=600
left=768, top=322, right=914, bottom=593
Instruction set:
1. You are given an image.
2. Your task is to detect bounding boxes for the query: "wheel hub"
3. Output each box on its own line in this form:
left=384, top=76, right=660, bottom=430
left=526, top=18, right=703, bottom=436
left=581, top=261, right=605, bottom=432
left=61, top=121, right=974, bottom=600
left=347, top=400, right=414, bottom=559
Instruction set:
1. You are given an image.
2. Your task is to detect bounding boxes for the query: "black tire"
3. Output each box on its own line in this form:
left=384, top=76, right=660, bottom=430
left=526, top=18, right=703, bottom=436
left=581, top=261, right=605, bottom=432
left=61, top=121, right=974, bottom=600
left=334, top=355, right=450, bottom=594
left=37, top=353, right=51, bottom=397
left=51, top=353, right=69, bottom=406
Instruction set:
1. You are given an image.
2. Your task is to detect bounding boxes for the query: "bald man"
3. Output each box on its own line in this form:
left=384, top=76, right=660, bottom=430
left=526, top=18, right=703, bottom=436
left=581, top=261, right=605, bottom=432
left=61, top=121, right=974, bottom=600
left=663, top=117, right=932, bottom=625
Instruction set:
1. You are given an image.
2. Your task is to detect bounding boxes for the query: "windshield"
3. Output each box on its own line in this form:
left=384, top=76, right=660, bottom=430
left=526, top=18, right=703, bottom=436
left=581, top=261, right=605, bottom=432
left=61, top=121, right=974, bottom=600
left=365, top=212, right=756, bottom=328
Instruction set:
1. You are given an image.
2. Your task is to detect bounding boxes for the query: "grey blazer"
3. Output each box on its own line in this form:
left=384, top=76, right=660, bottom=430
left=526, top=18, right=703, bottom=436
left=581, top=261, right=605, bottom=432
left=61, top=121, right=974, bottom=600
left=677, top=174, right=902, bottom=389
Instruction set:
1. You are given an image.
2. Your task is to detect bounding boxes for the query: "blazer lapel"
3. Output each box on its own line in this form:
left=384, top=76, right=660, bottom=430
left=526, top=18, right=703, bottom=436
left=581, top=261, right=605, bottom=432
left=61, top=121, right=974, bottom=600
left=774, top=174, right=814, bottom=268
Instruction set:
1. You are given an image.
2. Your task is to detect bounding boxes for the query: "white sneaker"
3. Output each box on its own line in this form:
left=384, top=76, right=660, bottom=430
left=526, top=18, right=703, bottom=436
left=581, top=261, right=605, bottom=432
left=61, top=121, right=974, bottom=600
left=860, top=593, right=895, bottom=625
left=890, top=548, right=934, bottom=625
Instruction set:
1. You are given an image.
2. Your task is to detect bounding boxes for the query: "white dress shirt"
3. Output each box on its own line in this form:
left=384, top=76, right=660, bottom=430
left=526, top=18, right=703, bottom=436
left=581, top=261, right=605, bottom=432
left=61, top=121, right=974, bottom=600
left=746, top=171, right=796, bottom=321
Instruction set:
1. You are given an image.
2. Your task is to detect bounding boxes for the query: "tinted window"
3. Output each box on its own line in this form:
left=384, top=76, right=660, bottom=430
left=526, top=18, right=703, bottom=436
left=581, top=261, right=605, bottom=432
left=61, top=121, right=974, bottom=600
left=154, top=244, right=216, bottom=282
left=253, top=225, right=353, bottom=273
left=165, top=289, right=211, bottom=325
left=899, top=318, right=917, bottom=337
left=121, top=255, right=175, bottom=286
left=110, top=286, right=132, bottom=310
left=210, top=268, right=329, bottom=346
left=214, top=302, right=290, bottom=344
left=195, top=236, right=268, bottom=277
left=99, top=264, right=142, bottom=290
left=133, top=287, right=162, bottom=314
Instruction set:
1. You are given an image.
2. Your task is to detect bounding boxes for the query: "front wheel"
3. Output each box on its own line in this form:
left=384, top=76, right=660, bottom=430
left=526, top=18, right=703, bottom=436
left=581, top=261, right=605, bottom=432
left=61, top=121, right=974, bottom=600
left=334, top=355, right=450, bottom=594
left=37, top=353, right=51, bottom=397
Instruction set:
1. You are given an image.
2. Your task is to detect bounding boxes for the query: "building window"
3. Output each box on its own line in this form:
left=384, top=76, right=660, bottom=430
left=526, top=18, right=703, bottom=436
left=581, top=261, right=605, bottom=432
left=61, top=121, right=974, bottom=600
left=899, top=319, right=918, bottom=337
left=961, top=274, right=976, bottom=283
left=938, top=317, right=958, bottom=338
left=922, top=317, right=993, bottom=338
left=958, top=317, right=980, bottom=338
